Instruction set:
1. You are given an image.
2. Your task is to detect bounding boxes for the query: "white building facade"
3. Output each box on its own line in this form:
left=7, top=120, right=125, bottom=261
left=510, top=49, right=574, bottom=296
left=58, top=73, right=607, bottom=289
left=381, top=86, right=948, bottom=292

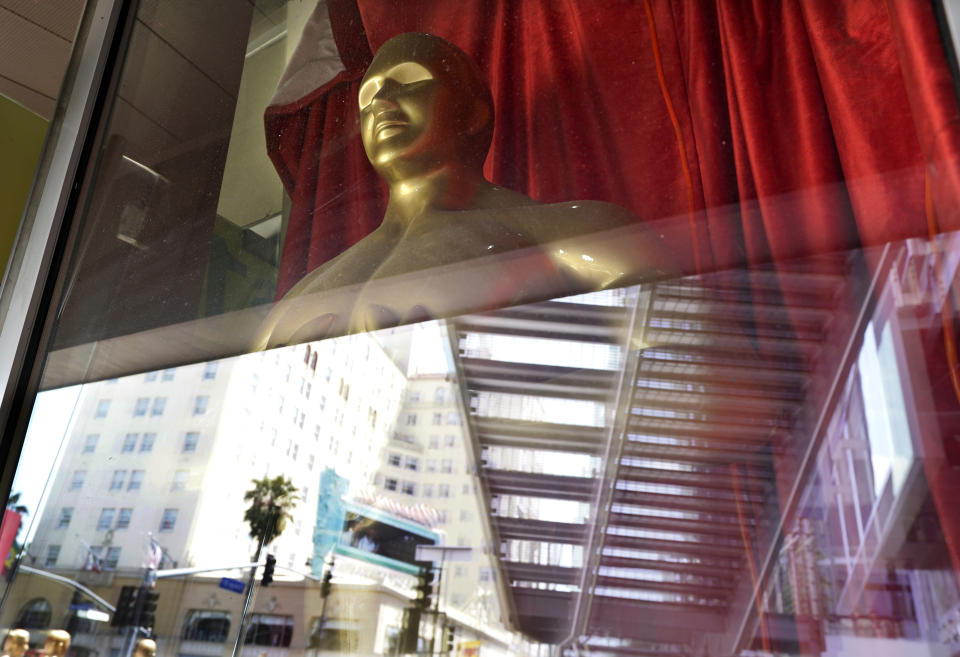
left=29, top=333, right=408, bottom=579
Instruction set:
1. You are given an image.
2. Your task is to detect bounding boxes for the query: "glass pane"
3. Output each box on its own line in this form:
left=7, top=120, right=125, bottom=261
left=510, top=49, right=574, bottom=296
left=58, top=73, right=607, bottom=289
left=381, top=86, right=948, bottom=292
left=5, top=2, right=960, bottom=657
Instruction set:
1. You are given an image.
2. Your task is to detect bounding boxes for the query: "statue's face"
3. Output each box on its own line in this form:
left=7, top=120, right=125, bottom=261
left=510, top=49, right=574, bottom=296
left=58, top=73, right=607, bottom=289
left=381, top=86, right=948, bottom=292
left=359, top=36, right=477, bottom=179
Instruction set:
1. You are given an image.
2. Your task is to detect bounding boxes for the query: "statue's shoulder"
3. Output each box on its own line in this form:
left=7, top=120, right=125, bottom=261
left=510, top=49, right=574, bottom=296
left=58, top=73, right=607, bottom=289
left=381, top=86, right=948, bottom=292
left=507, top=199, right=636, bottom=242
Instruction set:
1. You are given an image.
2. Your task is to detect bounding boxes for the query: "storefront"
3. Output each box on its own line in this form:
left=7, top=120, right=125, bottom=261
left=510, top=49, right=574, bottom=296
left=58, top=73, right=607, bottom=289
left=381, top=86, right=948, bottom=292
left=4, top=2, right=960, bottom=656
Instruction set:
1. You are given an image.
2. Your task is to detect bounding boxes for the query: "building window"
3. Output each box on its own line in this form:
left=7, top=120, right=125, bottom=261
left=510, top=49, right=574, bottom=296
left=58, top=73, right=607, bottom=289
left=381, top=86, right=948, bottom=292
left=104, top=546, right=121, bottom=570
left=70, top=470, right=87, bottom=490
left=446, top=412, right=460, bottom=425
left=423, top=484, right=434, bottom=498
left=116, top=508, right=132, bottom=529
left=134, top=397, right=149, bottom=417
left=82, top=434, right=99, bottom=454
left=305, top=382, right=312, bottom=399
left=441, top=459, right=453, bottom=473
left=401, top=481, right=416, bottom=496
left=462, top=483, right=471, bottom=494
left=409, top=391, right=421, bottom=402
left=97, top=508, right=115, bottom=530
left=145, top=371, right=158, bottom=382
left=57, top=508, right=73, bottom=529
left=432, top=412, right=443, bottom=425
left=439, top=484, right=451, bottom=498
left=109, top=470, right=126, bottom=491
left=160, top=509, right=178, bottom=532
left=182, top=610, right=232, bottom=642
left=161, top=368, right=175, bottom=381
left=406, top=413, right=417, bottom=426
left=172, top=470, right=188, bottom=491
left=384, top=478, right=399, bottom=492
left=203, top=362, right=218, bottom=380
left=436, top=511, right=448, bottom=525
left=426, top=459, right=437, bottom=473
left=140, top=432, right=156, bottom=452
left=15, top=598, right=52, bottom=628
left=151, top=397, right=166, bottom=416
left=244, top=614, right=294, bottom=647
left=388, top=453, right=402, bottom=467
left=444, top=435, right=456, bottom=447
left=95, top=399, right=110, bottom=418
left=454, top=566, right=467, bottom=577
left=460, top=510, right=471, bottom=521
left=429, top=436, right=440, bottom=449
left=435, top=387, right=446, bottom=403
left=193, top=395, right=209, bottom=415
left=70, top=470, right=86, bottom=491
left=183, top=432, right=199, bottom=453
left=128, top=470, right=145, bottom=491
left=479, top=568, right=493, bottom=582
left=308, top=455, right=315, bottom=471
left=122, top=433, right=138, bottom=453
left=404, top=456, right=419, bottom=471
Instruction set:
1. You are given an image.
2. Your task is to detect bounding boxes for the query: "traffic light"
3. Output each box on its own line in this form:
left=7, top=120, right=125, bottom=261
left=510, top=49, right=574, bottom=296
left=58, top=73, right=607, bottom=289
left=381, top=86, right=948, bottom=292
left=139, top=589, right=160, bottom=630
left=414, top=565, right=434, bottom=610
left=262, top=554, right=276, bottom=586
left=111, top=586, right=138, bottom=627
left=442, top=625, right=455, bottom=655
left=321, top=567, right=333, bottom=598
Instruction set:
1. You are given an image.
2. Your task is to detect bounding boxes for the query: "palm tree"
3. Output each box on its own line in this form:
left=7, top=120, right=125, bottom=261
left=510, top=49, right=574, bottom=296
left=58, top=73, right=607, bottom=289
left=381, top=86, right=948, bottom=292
left=243, top=476, right=298, bottom=557
left=6, top=492, right=28, bottom=516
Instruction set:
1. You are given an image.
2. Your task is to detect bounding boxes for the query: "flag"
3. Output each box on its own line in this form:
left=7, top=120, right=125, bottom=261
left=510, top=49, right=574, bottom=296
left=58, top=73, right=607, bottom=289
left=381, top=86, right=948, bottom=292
left=148, top=537, right=163, bottom=570
left=1, top=509, right=21, bottom=576
left=79, top=539, right=103, bottom=573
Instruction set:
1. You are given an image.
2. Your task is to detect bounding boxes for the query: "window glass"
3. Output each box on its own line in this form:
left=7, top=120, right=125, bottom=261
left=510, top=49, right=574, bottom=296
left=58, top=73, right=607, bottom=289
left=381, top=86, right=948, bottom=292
left=5, top=3, right=960, bottom=657
left=182, top=610, right=231, bottom=642
left=56, top=507, right=73, bottom=529
left=96, top=508, right=115, bottom=530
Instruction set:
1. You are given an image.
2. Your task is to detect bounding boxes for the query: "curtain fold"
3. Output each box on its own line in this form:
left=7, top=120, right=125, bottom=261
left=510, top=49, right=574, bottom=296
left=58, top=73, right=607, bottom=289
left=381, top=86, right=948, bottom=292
left=265, top=0, right=960, bottom=298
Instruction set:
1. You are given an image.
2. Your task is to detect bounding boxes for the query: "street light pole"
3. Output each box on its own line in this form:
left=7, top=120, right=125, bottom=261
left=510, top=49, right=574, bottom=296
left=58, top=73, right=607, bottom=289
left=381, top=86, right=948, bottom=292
left=231, top=508, right=274, bottom=657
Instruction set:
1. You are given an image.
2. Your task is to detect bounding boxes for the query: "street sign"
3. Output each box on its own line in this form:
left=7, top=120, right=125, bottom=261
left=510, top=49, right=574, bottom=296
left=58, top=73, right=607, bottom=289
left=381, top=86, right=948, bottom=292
left=69, top=603, right=92, bottom=610
left=415, top=546, right=473, bottom=562
left=218, top=577, right=246, bottom=594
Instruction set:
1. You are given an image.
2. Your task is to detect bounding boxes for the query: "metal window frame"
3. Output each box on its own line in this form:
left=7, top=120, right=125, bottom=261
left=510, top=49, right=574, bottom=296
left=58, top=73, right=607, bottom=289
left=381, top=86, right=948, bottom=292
left=0, top=0, right=135, bottom=510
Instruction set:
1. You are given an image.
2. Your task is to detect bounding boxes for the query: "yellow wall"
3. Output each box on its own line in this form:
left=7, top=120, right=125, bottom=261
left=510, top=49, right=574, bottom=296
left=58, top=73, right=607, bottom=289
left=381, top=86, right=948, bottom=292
left=0, top=95, right=48, bottom=276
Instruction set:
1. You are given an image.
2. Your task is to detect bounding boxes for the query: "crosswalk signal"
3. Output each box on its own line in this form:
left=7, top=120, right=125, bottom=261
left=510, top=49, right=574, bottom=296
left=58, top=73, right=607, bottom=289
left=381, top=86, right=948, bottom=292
left=111, top=586, right=138, bottom=627
left=414, top=565, right=434, bottom=610
left=139, top=589, right=160, bottom=630
left=262, top=554, right=276, bottom=586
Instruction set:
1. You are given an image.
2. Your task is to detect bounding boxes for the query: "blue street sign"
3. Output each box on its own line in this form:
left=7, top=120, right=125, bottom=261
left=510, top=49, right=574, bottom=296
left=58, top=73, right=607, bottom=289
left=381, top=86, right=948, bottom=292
left=69, top=603, right=92, bottom=610
left=218, top=577, right=246, bottom=594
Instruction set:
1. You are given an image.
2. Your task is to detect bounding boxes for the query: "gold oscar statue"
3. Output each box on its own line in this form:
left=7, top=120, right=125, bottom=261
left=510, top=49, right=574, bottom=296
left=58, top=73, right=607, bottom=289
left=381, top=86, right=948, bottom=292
left=133, top=639, right=156, bottom=657
left=2, top=630, right=29, bottom=657
left=43, top=631, right=69, bottom=657
left=258, top=32, right=674, bottom=345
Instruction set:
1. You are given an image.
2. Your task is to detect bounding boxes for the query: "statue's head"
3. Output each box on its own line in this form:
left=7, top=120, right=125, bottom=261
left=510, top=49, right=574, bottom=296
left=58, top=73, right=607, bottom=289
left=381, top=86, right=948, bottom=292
left=43, top=631, right=70, bottom=657
left=134, top=638, right=157, bottom=657
left=358, top=33, right=494, bottom=182
left=3, top=630, right=29, bottom=657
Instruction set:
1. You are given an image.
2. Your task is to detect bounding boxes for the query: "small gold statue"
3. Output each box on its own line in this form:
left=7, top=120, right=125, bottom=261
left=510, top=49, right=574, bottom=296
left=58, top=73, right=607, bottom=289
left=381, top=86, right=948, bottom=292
left=2, top=629, right=29, bottom=657
left=258, top=32, right=673, bottom=345
left=133, top=638, right=156, bottom=657
left=43, top=630, right=69, bottom=657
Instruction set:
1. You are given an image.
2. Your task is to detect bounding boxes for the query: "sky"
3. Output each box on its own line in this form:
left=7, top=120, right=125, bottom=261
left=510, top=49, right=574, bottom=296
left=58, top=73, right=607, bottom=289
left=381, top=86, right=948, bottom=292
left=9, top=385, right=83, bottom=543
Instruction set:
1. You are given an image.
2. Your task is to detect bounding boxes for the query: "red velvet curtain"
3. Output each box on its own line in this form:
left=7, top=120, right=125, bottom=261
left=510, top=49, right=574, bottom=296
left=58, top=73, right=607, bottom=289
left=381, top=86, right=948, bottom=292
left=265, top=0, right=960, bottom=298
